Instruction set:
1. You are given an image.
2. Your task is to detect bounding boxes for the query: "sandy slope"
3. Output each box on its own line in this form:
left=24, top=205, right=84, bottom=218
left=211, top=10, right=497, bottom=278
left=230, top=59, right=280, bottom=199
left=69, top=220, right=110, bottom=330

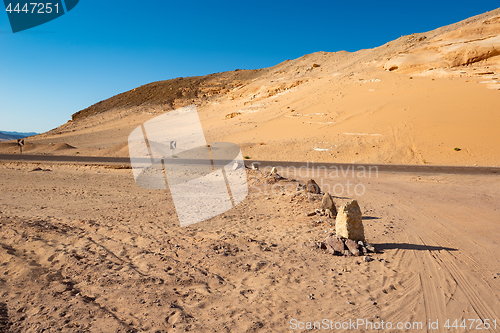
left=1, top=8, right=499, bottom=167
left=0, top=162, right=499, bottom=332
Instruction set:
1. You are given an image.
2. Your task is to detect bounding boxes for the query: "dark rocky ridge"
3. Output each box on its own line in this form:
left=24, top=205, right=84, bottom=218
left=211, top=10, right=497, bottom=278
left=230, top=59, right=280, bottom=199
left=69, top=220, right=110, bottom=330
left=71, top=68, right=268, bottom=121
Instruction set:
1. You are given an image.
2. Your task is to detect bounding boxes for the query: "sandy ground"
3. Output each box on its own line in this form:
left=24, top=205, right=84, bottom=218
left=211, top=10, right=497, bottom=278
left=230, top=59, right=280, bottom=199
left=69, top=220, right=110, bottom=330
left=1, top=8, right=499, bottom=333
left=0, top=161, right=499, bottom=332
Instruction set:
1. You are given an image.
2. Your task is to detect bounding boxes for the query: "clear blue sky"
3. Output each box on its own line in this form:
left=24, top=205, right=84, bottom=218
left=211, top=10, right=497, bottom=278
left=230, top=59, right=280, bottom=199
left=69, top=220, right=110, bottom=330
left=1, top=0, right=499, bottom=133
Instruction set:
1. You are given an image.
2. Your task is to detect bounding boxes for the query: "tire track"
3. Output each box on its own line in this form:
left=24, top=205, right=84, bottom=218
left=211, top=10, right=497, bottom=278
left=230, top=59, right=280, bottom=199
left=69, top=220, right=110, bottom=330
left=409, top=232, right=449, bottom=333
left=402, top=211, right=499, bottom=332
left=436, top=251, right=498, bottom=326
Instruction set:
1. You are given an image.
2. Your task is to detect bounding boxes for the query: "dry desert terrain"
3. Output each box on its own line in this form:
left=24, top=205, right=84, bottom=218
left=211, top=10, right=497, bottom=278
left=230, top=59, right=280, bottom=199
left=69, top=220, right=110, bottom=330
left=1, top=7, right=500, bottom=333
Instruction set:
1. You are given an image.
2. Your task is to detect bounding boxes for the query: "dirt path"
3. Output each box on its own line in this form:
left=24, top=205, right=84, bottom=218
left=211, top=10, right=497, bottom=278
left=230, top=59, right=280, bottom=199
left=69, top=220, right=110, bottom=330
left=0, top=162, right=499, bottom=332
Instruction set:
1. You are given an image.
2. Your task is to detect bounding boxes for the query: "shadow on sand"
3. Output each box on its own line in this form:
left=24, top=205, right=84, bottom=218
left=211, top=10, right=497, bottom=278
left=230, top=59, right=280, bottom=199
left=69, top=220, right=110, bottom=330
left=374, top=243, right=458, bottom=252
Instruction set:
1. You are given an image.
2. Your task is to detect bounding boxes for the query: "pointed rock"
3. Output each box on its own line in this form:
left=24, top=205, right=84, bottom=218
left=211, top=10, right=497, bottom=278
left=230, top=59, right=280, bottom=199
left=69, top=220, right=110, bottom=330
left=321, top=193, right=337, bottom=216
left=335, top=200, right=365, bottom=242
left=306, top=179, right=320, bottom=194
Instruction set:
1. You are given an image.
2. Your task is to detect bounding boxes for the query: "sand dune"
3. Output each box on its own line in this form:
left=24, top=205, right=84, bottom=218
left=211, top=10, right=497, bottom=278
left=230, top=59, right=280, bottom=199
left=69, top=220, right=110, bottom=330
left=3, top=8, right=497, bottom=168
left=51, top=143, right=76, bottom=151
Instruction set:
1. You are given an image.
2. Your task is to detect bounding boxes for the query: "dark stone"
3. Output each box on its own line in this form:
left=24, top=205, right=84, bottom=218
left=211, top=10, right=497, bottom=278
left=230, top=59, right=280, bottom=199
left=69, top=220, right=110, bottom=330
left=325, top=236, right=345, bottom=253
left=306, top=179, right=320, bottom=194
left=345, top=239, right=360, bottom=256
left=321, top=193, right=337, bottom=215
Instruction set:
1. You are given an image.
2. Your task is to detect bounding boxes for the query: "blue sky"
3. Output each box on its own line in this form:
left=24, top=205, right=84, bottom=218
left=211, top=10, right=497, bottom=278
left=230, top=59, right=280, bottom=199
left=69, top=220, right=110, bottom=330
left=1, top=1, right=499, bottom=133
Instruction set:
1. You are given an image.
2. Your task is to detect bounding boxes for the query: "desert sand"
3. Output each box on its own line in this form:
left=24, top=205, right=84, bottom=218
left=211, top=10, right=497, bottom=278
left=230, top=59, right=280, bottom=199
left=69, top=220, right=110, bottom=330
left=1, top=7, right=500, bottom=333
left=0, top=162, right=499, bottom=332
left=1, top=9, right=499, bottom=167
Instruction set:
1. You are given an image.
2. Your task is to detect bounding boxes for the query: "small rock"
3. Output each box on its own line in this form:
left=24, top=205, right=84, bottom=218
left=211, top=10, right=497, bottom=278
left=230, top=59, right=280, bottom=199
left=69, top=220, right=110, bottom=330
left=343, top=250, right=352, bottom=257
left=363, top=256, right=374, bottom=262
left=232, top=161, right=241, bottom=170
left=31, top=167, right=43, bottom=172
left=325, top=208, right=335, bottom=218
left=226, top=112, right=242, bottom=119
left=270, top=167, right=277, bottom=174
left=318, top=242, right=327, bottom=250
left=306, top=211, right=316, bottom=217
left=325, top=236, right=345, bottom=253
left=345, top=239, right=360, bottom=256
left=365, top=244, right=376, bottom=253
left=308, top=242, right=318, bottom=248
left=306, top=179, right=320, bottom=194
left=251, top=163, right=259, bottom=171
left=321, top=193, right=337, bottom=215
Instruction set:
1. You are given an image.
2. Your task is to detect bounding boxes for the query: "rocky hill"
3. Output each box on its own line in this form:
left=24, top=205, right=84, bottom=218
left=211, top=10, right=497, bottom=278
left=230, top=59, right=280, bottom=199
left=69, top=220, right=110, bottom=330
left=2, top=8, right=499, bottom=167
